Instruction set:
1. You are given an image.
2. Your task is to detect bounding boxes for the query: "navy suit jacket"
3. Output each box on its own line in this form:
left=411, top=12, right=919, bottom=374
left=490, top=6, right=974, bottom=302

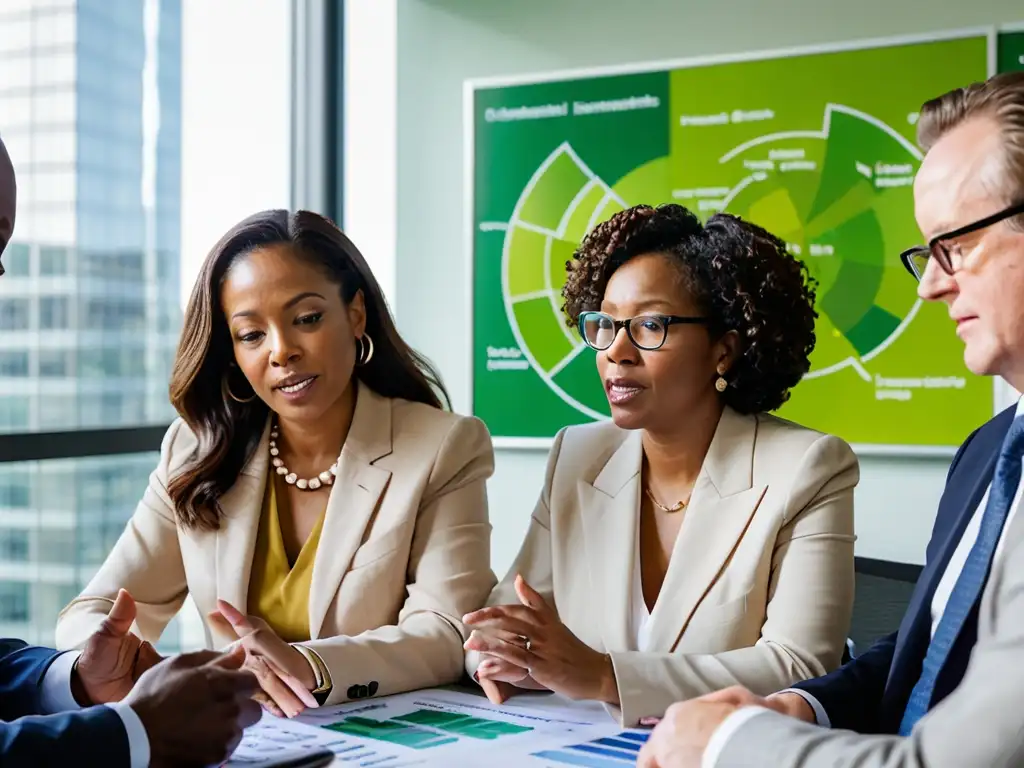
left=794, top=404, right=1017, bottom=734
left=0, top=639, right=129, bottom=765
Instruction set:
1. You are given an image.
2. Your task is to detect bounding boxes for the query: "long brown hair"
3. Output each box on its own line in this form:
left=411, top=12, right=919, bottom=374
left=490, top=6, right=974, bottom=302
left=168, top=209, right=449, bottom=531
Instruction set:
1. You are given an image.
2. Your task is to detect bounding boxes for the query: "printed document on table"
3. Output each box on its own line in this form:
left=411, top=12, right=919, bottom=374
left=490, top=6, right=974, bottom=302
left=229, top=688, right=651, bottom=766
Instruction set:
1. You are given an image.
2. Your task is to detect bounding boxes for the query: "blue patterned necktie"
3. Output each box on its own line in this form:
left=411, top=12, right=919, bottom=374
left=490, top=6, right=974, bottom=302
left=898, top=414, right=1024, bottom=736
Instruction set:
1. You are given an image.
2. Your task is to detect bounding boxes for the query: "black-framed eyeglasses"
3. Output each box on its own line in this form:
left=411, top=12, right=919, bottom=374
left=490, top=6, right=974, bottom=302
left=900, top=200, right=1024, bottom=281
left=578, top=310, right=708, bottom=351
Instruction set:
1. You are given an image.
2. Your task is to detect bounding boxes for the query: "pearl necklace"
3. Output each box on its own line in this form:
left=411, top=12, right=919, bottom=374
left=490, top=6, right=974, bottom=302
left=269, top=423, right=339, bottom=491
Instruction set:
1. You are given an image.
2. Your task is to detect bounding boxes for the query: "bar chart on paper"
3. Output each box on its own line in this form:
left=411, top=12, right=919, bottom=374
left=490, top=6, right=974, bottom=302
left=323, top=707, right=532, bottom=749
left=532, top=730, right=648, bottom=767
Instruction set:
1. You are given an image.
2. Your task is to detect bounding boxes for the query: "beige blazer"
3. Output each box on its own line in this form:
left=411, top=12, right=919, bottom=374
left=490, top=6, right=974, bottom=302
left=468, top=407, right=858, bottom=725
left=56, top=384, right=497, bottom=705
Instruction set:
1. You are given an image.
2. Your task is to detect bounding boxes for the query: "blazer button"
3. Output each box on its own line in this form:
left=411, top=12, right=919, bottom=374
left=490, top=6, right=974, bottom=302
left=347, top=684, right=360, bottom=699
left=368, top=681, right=379, bottom=696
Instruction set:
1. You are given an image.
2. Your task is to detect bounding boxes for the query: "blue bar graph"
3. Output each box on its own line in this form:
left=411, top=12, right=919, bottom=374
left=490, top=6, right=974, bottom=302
left=533, top=730, right=650, bottom=767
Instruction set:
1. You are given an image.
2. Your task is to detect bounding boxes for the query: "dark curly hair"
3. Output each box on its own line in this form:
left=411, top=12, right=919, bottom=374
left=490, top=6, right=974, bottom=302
left=561, top=203, right=818, bottom=414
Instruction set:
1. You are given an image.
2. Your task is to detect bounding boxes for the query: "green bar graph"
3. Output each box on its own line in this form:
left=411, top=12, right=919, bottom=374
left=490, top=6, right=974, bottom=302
left=324, top=708, right=532, bottom=750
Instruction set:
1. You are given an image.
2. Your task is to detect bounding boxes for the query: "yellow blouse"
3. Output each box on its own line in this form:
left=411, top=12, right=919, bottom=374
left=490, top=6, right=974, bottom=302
left=247, top=476, right=326, bottom=643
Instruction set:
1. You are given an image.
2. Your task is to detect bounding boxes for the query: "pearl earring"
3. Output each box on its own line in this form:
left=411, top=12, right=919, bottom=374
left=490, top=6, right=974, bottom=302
left=715, top=366, right=728, bottom=392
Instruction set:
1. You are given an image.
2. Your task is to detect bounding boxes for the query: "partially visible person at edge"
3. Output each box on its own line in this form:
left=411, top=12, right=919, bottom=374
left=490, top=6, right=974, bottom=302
left=54, top=208, right=498, bottom=718
left=0, top=135, right=261, bottom=766
left=462, top=202, right=860, bottom=726
left=637, top=70, right=1024, bottom=768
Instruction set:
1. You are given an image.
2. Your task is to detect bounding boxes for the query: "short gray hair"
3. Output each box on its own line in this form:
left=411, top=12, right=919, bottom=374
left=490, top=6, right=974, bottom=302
left=917, top=71, right=1024, bottom=227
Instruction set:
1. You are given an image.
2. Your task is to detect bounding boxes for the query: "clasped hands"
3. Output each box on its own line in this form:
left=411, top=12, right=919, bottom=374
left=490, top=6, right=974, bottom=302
left=462, top=574, right=618, bottom=705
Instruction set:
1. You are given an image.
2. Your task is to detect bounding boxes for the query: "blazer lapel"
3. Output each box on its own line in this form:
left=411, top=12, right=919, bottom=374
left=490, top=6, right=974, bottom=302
left=578, top=430, right=643, bottom=653
left=308, top=384, right=393, bottom=638
left=646, top=407, right=767, bottom=652
left=216, top=419, right=273, bottom=618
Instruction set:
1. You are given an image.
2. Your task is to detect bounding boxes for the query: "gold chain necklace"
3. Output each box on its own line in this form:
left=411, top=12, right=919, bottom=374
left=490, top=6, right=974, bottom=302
left=644, top=485, right=690, bottom=513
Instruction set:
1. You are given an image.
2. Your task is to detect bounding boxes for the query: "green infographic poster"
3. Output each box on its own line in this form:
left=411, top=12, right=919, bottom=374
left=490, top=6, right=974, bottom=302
left=470, top=32, right=998, bottom=451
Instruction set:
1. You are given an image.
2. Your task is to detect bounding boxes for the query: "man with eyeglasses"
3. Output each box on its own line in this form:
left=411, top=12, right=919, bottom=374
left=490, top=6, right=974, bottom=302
left=636, top=70, right=1024, bottom=768
left=0, top=136, right=263, bottom=765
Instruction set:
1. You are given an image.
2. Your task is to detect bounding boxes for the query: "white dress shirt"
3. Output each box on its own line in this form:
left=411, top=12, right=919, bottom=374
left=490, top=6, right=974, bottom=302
left=702, top=399, right=1024, bottom=768
left=40, top=650, right=150, bottom=768
left=628, top=524, right=653, bottom=653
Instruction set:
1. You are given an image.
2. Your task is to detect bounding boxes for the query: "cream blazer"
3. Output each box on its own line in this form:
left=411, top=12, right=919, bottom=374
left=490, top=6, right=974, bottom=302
left=468, top=407, right=858, bottom=725
left=56, top=384, right=497, bottom=705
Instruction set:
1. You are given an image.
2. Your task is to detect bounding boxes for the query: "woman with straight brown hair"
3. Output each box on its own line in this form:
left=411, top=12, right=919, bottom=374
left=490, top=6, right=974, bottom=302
left=55, top=209, right=497, bottom=717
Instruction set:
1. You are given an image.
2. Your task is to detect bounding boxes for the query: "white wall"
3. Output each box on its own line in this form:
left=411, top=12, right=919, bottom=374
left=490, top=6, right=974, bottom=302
left=391, top=0, right=1024, bottom=575
left=180, top=0, right=292, bottom=307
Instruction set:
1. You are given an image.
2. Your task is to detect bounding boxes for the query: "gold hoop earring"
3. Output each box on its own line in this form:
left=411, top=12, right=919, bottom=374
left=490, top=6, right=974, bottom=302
left=356, top=333, right=375, bottom=366
left=222, top=372, right=256, bottom=403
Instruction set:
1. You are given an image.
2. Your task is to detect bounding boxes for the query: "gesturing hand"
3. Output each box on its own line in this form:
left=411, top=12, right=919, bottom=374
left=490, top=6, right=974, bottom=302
left=209, top=599, right=319, bottom=718
left=72, top=588, right=164, bottom=705
left=125, top=646, right=262, bottom=768
left=636, top=687, right=807, bottom=767
left=463, top=574, right=618, bottom=704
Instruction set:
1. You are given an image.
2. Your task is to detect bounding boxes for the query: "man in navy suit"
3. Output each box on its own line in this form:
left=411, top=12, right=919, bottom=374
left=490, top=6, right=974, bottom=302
left=638, top=71, right=1024, bottom=767
left=0, top=136, right=262, bottom=765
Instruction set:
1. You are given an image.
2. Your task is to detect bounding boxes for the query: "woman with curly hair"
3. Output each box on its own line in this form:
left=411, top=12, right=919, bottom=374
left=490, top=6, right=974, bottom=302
left=464, top=203, right=858, bottom=725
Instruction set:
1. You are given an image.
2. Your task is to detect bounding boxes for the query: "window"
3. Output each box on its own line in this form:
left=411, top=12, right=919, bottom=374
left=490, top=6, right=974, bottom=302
left=0, top=350, right=29, bottom=376
left=1, top=243, right=30, bottom=276
left=35, top=528, right=75, bottom=565
left=39, top=296, right=69, bottom=329
left=79, top=347, right=146, bottom=378
left=78, top=250, right=144, bottom=281
left=38, top=349, right=72, bottom=377
left=0, top=529, right=30, bottom=562
left=38, top=395, right=77, bottom=430
left=36, top=462, right=76, bottom=512
left=0, top=298, right=30, bottom=330
left=0, top=396, right=30, bottom=431
left=33, top=583, right=81, bottom=645
left=39, top=246, right=70, bottom=276
left=77, top=393, right=147, bottom=428
left=0, top=0, right=291, bottom=652
left=0, top=470, right=31, bottom=508
left=0, top=583, right=30, bottom=622
left=80, top=298, right=144, bottom=332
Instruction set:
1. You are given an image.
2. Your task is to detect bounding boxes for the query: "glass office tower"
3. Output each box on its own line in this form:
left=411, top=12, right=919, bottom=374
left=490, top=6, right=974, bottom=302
left=0, top=0, right=184, bottom=647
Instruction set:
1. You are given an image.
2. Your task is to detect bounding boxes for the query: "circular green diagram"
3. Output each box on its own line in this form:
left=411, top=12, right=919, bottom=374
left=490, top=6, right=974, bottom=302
left=712, top=104, right=924, bottom=380
left=501, top=143, right=626, bottom=420
left=501, top=104, right=924, bottom=420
